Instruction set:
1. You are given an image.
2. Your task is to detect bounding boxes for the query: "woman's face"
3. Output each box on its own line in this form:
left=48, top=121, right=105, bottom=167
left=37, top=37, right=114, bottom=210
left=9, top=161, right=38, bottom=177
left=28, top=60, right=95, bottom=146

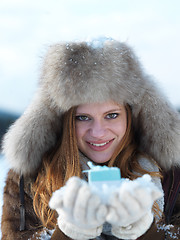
left=75, top=101, right=127, bottom=164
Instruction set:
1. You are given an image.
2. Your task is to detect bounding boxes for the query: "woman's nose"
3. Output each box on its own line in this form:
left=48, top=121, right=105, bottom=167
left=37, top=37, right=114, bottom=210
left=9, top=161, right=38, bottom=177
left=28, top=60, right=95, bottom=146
left=89, top=120, right=107, bottom=138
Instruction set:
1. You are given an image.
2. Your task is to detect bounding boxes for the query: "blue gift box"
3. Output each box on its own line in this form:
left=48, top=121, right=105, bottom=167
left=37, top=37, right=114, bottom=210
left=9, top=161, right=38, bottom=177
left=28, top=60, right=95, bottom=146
left=85, top=161, right=121, bottom=183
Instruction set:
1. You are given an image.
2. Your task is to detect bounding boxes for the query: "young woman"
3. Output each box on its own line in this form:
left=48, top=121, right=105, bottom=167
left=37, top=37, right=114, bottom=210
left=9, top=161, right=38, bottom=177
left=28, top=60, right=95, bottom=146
left=1, top=39, right=180, bottom=240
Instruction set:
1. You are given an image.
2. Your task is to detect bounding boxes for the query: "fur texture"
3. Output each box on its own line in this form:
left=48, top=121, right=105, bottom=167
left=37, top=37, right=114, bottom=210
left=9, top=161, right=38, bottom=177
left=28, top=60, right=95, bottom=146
left=2, top=39, right=180, bottom=175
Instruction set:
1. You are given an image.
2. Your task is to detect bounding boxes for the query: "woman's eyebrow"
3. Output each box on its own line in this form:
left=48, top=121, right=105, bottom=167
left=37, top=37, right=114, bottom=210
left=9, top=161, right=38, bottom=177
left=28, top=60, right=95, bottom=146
left=104, top=108, right=122, bottom=114
left=75, top=112, right=89, bottom=115
left=76, top=108, right=122, bottom=115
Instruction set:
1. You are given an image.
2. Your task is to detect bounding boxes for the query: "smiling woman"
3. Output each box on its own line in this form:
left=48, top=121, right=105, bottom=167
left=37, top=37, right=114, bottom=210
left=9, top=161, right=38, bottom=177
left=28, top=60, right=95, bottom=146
left=1, top=38, right=180, bottom=240
left=75, top=101, right=127, bottom=164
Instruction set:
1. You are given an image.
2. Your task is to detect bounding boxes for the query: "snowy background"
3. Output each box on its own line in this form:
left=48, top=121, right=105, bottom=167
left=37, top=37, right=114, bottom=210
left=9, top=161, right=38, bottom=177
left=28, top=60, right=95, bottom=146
left=0, top=0, right=180, bottom=238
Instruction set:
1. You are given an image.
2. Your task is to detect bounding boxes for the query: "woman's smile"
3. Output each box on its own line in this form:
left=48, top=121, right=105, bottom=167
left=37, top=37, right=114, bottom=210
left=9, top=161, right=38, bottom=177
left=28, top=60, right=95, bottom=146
left=87, top=139, right=114, bottom=151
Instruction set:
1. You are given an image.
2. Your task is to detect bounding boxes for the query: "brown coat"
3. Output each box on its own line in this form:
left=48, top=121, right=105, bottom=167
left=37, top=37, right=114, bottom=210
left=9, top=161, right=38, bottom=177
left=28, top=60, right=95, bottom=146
left=1, top=170, right=42, bottom=240
left=1, top=169, right=180, bottom=240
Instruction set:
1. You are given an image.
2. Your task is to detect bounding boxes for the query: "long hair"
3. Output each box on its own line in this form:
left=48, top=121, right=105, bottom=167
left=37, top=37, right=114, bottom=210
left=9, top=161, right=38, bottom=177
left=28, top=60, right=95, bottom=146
left=108, top=105, right=160, bottom=179
left=32, top=104, right=161, bottom=228
left=32, top=106, right=82, bottom=228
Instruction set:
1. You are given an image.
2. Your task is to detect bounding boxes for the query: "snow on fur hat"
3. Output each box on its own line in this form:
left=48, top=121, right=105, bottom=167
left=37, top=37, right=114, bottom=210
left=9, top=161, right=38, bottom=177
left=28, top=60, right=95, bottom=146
left=2, top=38, right=180, bottom=175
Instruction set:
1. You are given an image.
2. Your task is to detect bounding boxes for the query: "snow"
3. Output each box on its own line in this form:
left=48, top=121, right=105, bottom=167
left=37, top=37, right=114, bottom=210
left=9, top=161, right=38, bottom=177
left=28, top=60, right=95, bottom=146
left=91, top=173, right=163, bottom=205
left=86, top=36, right=114, bottom=49
left=157, top=224, right=180, bottom=239
left=30, top=228, right=55, bottom=240
left=39, top=229, right=55, bottom=240
left=83, top=162, right=163, bottom=205
left=0, top=154, right=9, bottom=239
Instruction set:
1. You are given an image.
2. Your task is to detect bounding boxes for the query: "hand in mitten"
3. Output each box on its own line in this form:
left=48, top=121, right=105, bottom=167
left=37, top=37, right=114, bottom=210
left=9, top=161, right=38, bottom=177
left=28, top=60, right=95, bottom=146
left=112, top=210, right=154, bottom=239
left=106, top=174, right=163, bottom=227
left=49, top=176, right=107, bottom=239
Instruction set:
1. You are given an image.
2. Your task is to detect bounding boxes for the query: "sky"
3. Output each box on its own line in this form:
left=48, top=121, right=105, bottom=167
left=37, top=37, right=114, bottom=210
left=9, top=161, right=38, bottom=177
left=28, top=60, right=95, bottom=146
left=0, top=0, right=180, bottom=114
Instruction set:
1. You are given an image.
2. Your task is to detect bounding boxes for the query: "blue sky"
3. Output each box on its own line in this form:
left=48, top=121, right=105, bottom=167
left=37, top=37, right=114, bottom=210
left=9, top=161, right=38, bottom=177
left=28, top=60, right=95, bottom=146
left=0, top=0, right=180, bottom=113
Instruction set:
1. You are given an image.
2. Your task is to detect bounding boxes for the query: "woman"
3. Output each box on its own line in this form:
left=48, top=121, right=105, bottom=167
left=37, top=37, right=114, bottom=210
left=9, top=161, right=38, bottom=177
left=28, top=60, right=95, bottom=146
left=1, top=39, right=180, bottom=239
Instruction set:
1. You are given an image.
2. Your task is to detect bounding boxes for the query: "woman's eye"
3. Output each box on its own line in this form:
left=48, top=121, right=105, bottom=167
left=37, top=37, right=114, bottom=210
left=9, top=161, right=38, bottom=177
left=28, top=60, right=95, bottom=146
left=76, top=115, right=90, bottom=121
left=106, top=113, right=119, bottom=119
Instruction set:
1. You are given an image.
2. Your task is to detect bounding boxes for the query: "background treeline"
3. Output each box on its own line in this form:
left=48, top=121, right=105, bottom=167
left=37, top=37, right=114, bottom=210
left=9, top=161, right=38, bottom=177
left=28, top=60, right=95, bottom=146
left=0, top=110, right=19, bottom=151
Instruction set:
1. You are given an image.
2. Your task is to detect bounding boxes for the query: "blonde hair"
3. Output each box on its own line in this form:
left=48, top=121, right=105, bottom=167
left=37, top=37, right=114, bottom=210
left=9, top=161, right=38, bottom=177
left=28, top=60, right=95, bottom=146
left=32, top=104, right=161, bottom=228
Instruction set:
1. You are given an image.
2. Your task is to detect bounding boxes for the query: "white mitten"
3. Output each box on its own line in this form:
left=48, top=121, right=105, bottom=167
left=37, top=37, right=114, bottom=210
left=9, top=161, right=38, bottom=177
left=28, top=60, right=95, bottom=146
left=111, top=210, right=154, bottom=239
left=106, top=174, right=163, bottom=227
left=49, top=176, right=107, bottom=239
left=58, top=217, right=103, bottom=240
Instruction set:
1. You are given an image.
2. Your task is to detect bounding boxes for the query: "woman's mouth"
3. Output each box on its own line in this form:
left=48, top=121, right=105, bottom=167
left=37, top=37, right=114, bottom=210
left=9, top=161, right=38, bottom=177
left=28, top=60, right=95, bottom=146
left=87, top=139, right=114, bottom=151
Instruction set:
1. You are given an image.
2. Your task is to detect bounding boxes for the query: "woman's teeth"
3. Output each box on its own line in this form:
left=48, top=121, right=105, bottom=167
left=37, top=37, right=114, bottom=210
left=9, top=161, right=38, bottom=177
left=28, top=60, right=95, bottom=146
left=90, top=141, right=110, bottom=147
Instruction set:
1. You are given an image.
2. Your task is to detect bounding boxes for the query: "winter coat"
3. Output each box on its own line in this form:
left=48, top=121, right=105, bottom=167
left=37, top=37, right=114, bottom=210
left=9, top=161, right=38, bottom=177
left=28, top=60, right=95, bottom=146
left=1, top=39, right=180, bottom=239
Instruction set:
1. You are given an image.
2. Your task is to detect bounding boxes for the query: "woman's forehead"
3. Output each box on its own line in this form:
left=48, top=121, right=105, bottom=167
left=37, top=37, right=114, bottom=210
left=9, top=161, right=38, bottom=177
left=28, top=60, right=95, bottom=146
left=76, top=101, right=124, bottom=114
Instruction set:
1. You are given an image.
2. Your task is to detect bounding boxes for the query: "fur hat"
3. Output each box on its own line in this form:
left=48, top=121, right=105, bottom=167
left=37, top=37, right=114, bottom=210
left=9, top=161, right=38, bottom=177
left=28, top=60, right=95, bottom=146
left=2, top=39, right=180, bottom=175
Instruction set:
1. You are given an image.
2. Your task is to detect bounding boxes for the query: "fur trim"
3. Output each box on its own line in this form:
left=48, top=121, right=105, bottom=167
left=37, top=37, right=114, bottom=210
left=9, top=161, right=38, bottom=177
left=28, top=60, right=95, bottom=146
left=2, top=39, right=180, bottom=175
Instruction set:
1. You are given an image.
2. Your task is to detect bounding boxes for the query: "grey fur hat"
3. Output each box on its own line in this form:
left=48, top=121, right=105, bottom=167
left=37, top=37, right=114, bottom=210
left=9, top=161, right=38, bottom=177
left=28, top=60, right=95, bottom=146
left=2, top=39, right=180, bottom=175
